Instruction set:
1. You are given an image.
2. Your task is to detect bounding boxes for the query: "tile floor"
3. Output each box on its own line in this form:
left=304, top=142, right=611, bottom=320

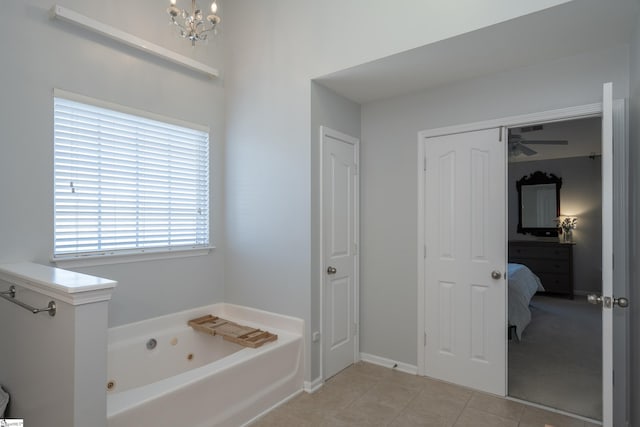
left=251, top=362, right=600, bottom=427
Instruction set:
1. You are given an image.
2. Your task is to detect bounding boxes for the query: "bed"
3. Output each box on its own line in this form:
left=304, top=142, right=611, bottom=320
left=508, top=263, right=545, bottom=340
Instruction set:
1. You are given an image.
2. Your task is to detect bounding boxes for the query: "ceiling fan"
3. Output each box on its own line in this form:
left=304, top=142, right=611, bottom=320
left=508, top=125, right=568, bottom=157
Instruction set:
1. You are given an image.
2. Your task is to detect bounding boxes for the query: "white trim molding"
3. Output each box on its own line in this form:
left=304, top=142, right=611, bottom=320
left=53, top=88, right=211, bottom=132
left=50, top=5, right=219, bottom=79
left=360, top=352, right=418, bottom=376
left=53, top=247, right=213, bottom=269
left=303, top=377, right=324, bottom=394
left=418, top=103, right=602, bottom=140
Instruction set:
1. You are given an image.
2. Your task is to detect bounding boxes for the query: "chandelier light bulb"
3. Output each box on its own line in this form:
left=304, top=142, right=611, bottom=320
left=167, top=0, right=221, bottom=45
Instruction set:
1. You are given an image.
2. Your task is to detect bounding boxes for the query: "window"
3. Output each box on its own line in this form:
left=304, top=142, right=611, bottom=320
left=53, top=91, right=210, bottom=260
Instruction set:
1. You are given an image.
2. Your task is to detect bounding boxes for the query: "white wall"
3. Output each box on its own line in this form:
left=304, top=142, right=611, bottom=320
left=0, top=0, right=226, bottom=327
left=360, top=46, right=629, bottom=366
left=222, top=0, right=571, bottom=382
left=310, top=83, right=361, bottom=381
left=628, top=9, right=640, bottom=427
left=508, top=157, right=603, bottom=294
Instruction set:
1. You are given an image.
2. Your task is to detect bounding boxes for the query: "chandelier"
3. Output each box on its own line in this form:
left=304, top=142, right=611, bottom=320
left=167, top=0, right=221, bottom=46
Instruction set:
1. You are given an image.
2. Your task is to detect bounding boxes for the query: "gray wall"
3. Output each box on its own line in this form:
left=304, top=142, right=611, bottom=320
left=3, top=1, right=638, bottom=414
left=628, top=9, right=640, bottom=427
left=360, top=46, right=629, bottom=366
left=0, top=287, right=110, bottom=426
left=0, top=0, right=570, bottom=392
left=0, top=0, right=226, bottom=327
left=508, top=157, right=603, bottom=294
left=310, top=82, right=362, bottom=381
left=221, top=0, right=565, bottom=383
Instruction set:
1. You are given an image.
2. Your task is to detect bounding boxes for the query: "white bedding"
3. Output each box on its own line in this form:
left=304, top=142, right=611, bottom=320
left=508, top=263, right=544, bottom=340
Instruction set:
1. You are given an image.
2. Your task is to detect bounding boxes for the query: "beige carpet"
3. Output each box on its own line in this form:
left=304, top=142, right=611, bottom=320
left=508, top=294, right=602, bottom=421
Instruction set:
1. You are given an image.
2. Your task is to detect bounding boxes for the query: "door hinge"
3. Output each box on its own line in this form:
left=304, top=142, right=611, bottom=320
left=424, top=157, right=427, bottom=171
left=424, top=332, right=427, bottom=346
left=499, top=126, right=503, bottom=142
left=424, top=245, right=427, bottom=259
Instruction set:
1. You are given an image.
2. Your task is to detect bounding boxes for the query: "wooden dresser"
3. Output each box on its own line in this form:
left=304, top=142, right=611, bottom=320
left=508, top=240, right=574, bottom=298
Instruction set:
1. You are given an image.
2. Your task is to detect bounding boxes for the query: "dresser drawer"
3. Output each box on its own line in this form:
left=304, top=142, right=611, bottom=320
left=537, top=273, right=572, bottom=295
left=508, top=240, right=574, bottom=298
left=509, top=258, right=570, bottom=275
left=508, top=245, right=571, bottom=260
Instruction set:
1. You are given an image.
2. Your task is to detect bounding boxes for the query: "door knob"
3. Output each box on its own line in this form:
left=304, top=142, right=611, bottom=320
left=327, top=266, right=337, bottom=275
left=588, top=294, right=629, bottom=309
left=491, top=270, right=502, bottom=280
left=614, top=297, right=629, bottom=308
left=587, top=293, right=603, bottom=305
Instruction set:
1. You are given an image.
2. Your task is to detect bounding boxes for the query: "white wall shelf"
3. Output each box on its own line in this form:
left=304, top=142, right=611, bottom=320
left=50, top=4, right=219, bottom=79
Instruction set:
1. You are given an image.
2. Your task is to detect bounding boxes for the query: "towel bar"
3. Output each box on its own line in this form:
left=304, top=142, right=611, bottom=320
left=0, top=285, right=56, bottom=316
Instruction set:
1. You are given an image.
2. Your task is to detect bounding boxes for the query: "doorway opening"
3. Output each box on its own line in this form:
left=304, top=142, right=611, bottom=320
left=417, top=95, right=628, bottom=426
left=506, top=117, right=603, bottom=420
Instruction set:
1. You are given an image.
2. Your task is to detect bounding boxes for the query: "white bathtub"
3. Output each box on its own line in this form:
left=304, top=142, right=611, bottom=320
left=106, top=303, right=304, bottom=427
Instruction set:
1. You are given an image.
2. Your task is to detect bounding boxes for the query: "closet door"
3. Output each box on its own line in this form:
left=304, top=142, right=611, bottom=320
left=422, top=127, right=506, bottom=395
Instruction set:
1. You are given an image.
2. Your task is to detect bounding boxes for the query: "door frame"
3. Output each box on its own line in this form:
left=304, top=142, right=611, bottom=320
left=319, top=125, right=360, bottom=381
left=417, top=100, right=628, bottom=418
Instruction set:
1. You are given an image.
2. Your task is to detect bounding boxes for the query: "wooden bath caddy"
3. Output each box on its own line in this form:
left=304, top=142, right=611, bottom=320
left=188, top=314, right=277, bottom=348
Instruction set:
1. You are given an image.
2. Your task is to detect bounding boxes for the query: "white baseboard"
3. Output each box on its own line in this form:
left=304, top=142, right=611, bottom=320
left=303, top=377, right=323, bottom=393
left=359, top=352, right=418, bottom=375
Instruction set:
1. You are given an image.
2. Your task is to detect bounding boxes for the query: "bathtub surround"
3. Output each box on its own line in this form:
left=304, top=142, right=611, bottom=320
left=0, top=263, right=303, bottom=427
left=0, top=262, right=117, bottom=427
left=106, top=302, right=304, bottom=427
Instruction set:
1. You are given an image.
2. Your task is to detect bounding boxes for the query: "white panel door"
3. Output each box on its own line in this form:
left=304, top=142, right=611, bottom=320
left=423, top=127, right=506, bottom=395
left=322, top=127, right=359, bottom=380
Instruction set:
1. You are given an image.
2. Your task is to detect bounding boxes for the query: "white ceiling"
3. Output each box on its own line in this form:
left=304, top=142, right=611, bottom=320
left=508, top=117, right=601, bottom=163
left=315, top=0, right=639, bottom=104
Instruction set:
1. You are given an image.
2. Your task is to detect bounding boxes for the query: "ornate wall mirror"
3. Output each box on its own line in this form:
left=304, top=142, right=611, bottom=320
left=516, top=171, right=562, bottom=236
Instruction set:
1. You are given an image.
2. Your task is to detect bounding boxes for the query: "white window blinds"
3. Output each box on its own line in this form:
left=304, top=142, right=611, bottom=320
left=53, top=95, right=210, bottom=258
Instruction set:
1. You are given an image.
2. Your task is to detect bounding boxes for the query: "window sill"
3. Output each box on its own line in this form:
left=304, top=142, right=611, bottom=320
left=51, top=246, right=214, bottom=269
